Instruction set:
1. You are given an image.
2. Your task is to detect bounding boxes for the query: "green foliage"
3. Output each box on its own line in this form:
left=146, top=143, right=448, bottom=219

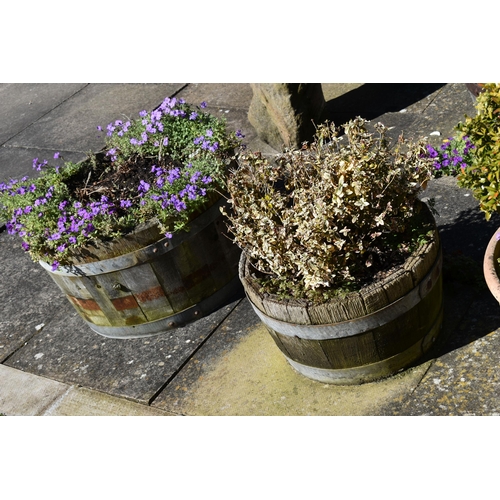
left=456, top=83, right=500, bottom=220
left=225, top=118, right=435, bottom=300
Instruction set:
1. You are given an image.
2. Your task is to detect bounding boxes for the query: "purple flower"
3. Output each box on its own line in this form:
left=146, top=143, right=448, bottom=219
left=189, top=112, right=198, bottom=120
left=426, top=145, right=438, bottom=158
left=120, top=199, right=132, bottom=208
left=200, top=101, right=207, bottom=108
left=236, top=129, right=245, bottom=138
left=54, top=152, right=60, bottom=159
left=51, top=261, right=60, bottom=271
left=163, top=137, right=169, bottom=146
left=49, top=232, right=61, bottom=241
left=139, top=110, right=147, bottom=117
left=151, top=110, right=162, bottom=122
left=167, top=168, right=181, bottom=184
left=21, top=241, right=30, bottom=251
left=138, top=180, right=150, bottom=194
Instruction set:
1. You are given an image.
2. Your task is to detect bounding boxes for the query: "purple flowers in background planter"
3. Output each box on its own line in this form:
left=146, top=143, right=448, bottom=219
left=425, top=135, right=476, bottom=178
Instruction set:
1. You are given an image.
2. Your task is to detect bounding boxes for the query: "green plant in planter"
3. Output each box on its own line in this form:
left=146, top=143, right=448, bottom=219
left=454, top=83, right=500, bottom=220
left=225, top=117, right=435, bottom=302
left=0, top=97, right=243, bottom=271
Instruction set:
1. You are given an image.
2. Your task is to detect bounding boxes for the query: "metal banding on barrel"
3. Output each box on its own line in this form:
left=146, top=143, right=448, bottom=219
left=285, top=308, right=443, bottom=384
left=40, top=196, right=242, bottom=338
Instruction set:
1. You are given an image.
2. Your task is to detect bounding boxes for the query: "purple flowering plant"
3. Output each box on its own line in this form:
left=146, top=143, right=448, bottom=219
left=424, top=136, right=476, bottom=178
left=0, top=97, right=244, bottom=270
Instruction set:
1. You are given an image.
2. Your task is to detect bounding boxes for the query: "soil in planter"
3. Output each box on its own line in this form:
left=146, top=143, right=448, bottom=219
left=67, top=153, right=180, bottom=218
left=61, top=151, right=226, bottom=244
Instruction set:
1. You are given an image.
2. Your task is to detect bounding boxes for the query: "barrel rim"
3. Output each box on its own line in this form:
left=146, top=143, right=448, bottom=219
left=40, top=196, right=229, bottom=277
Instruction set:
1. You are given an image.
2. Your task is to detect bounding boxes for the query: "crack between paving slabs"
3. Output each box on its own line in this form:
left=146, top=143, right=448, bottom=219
left=147, top=297, right=244, bottom=406
left=0, top=84, right=91, bottom=148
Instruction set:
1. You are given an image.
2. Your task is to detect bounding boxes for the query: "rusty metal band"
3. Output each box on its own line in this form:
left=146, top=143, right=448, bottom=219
left=40, top=196, right=228, bottom=277
left=249, top=249, right=442, bottom=341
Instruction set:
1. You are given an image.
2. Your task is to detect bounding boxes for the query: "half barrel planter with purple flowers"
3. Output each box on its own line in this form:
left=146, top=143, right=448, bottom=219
left=1, top=96, right=244, bottom=339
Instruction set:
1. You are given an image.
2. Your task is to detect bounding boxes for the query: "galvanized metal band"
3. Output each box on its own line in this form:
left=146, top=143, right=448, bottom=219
left=81, top=274, right=243, bottom=339
left=249, top=249, right=442, bottom=341
left=284, top=307, right=443, bottom=385
left=40, top=197, right=228, bottom=277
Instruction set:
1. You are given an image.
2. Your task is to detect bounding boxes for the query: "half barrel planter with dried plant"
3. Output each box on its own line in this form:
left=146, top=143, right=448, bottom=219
left=226, top=118, right=444, bottom=384
left=238, top=203, right=442, bottom=385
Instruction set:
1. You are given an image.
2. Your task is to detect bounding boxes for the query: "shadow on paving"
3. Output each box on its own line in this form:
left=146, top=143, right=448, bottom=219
left=406, top=206, right=500, bottom=367
left=321, top=83, right=447, bottom=125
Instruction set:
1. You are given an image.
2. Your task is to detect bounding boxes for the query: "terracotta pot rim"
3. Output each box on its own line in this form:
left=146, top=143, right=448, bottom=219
left=483, top=227, right=500, bottom=303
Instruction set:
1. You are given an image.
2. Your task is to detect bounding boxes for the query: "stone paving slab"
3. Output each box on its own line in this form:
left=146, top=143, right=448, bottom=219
left=0, top=232, right=67, bottom=362
left=382, top=290, right=500, bottom=416
left=152, top=299, right=432, bottom=416
left=0, top=83, right=187, bottom=182
left=3, top=83, right=186, bottom=158
left=4, top=289, right=243, bottom=404
left=0, top=364, right=175, bottom=416
left=0, top=83, right=87, bottom=146
left=321, top=83, right=449, bottom=129
left=0, top=363, right=69, bottom=416
left=43, top=386, right=176, bottom=416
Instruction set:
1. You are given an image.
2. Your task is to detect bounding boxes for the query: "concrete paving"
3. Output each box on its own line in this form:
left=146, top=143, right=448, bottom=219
left=2, top=82, right=500, bottom=416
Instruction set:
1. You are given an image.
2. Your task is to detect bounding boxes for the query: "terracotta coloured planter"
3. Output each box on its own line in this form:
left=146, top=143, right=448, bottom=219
left=483, top=228, right=500, bottom=304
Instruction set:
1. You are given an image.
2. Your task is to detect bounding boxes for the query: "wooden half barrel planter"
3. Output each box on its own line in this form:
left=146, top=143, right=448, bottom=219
left=239, top=205, right=443, bottom=385
left=40, top=196, right=241, bottom=339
